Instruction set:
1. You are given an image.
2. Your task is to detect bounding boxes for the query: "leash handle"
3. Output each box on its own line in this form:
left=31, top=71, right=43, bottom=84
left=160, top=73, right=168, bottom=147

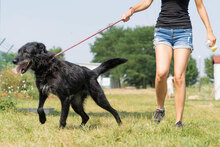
left=54, top=19, right=123, bottom=58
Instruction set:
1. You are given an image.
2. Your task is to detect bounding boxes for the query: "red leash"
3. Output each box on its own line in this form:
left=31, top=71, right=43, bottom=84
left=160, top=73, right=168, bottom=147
left=53, top=19, right=123, bottom=58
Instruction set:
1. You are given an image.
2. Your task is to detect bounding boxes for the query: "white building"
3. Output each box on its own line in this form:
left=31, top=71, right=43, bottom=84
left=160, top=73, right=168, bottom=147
left=213, top=56, right=220, bottom=100
left=78, top=63, right=112, bottom=89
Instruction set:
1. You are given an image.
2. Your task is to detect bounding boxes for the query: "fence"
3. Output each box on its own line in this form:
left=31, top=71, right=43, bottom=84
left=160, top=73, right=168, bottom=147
left=0, top=38, right=15, bottom=71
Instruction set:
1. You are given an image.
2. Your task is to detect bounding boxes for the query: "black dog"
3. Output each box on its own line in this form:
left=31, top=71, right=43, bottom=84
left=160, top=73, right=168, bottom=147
left=12, top=42, right=127, bottom=128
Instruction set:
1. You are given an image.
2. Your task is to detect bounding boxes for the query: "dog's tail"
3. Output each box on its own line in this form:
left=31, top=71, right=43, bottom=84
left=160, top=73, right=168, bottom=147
left=93, top=58, right=127, bottom=76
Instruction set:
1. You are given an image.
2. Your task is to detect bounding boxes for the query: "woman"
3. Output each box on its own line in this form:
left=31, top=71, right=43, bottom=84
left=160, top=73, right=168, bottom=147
left=122, top=0, right=216, bottom=127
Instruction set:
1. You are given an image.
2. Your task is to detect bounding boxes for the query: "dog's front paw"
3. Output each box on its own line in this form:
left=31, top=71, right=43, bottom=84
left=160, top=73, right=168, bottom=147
left=59, top=122, right=66, bottom=129
left=59, top=124, right=66, bottom=129
left=80, top=123, right=86, bottom=127
left=39, top=115, right=46, bottom=124
left=59, top=125, right=65, bottom=129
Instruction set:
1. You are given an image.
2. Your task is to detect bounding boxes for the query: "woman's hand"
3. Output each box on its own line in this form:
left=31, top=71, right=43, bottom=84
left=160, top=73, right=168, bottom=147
left=122, top=8, right=134, bottom=22
left=195, top=0, right=217, bottom=47
left=207, top=31, right=216, bottom=47
left=121, top=0, right=153, bottom=22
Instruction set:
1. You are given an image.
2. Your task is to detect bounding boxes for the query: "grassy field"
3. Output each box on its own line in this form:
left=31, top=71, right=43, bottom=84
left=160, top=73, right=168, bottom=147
left=0, top=87, right=220, bottom=147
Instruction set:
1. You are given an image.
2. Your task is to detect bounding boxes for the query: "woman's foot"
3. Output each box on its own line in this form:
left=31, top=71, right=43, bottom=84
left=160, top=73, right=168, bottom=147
left=175, top=121, right=183, bottom=128
left=153, top=109, right=165, bottom=123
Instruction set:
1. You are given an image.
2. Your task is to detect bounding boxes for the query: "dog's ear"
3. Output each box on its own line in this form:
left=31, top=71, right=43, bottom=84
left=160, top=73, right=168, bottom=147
left=37, top=43, right=47, bottom=53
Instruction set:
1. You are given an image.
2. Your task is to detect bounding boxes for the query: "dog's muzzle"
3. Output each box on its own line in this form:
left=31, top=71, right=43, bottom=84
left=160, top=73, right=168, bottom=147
left=13, top=61, right=32, bottom=74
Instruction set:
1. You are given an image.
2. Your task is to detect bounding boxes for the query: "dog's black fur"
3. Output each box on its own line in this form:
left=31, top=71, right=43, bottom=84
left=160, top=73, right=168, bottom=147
left=12, top=42, right=127, bottom=128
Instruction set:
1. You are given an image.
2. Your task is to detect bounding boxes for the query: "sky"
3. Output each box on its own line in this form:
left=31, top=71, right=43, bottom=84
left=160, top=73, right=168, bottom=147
left=0, top=0, right=219, bottom=76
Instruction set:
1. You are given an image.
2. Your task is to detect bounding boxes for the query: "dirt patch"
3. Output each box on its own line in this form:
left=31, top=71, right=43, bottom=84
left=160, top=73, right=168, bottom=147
left=188, top=95, right=200, bottom=100
left=1, top=93, right=8, bottom=97
left=17, top=93, right=25, bottom=99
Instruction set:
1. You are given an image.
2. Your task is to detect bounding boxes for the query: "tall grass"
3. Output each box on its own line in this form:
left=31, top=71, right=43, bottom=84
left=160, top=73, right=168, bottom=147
left=0, top=88, right=219, bottom=146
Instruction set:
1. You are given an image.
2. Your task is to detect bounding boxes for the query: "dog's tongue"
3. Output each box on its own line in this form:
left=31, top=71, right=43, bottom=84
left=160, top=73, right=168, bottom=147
left=13, top=64, right=25, bottom=74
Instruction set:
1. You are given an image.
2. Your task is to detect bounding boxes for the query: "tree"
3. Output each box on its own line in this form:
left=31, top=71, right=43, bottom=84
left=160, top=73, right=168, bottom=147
left=205, top=56, right=214, bottom=79
left=123, top=54, right=156, bottom=88
left=185, top=56, right=199, bottom=86
left=91, top=27, right=127, bottom=87
left=118, top=26, right=156, bottom=88
left=90, top=26, right=156, bottom=88
left=49, top=47, right=65, bottom=60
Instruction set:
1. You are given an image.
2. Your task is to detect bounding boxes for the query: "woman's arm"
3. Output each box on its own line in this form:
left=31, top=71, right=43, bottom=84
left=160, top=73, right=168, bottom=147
left=122, top=0, right=153, bottom=22
left=195, top=0, right=216, bottom=46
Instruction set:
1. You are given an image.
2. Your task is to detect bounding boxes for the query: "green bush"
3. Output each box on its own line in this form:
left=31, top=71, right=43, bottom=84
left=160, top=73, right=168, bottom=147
left=0, top=68, right=38, bottom=99
left=0, top=98, right=16, bottom=111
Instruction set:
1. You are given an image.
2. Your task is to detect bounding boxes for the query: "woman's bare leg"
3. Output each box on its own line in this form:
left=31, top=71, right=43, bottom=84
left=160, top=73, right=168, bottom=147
left=173, top=49, right=191, bottom=122
left=155, top=45, right=173, bottom=109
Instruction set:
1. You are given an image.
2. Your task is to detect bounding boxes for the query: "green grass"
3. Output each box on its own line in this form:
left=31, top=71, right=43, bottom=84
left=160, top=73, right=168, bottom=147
left=0, top=88, right=220, bottom=147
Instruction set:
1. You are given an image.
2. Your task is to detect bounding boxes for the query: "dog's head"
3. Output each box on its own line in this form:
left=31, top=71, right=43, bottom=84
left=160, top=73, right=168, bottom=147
left=12, top=42, right=48, bottom=74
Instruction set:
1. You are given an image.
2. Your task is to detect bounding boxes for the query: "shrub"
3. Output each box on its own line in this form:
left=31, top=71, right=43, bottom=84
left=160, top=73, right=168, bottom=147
left=0, top=68, right=38, bottom=99
left=0, top=98, right=16, bottom=111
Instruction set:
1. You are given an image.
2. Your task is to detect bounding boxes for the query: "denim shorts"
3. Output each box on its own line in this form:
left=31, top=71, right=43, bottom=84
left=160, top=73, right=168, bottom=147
left=153, top=28, right=193, bottom=50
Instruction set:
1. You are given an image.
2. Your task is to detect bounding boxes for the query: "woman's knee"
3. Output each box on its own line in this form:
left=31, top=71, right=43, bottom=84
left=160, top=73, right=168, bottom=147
left=174, top=74, right=185, bottom=87
left=156, top=71, right=169, bottom=82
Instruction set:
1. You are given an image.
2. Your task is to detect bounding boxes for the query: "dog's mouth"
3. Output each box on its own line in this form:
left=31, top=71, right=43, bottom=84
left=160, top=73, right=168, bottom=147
left=13, top=61, right=32, bottom=74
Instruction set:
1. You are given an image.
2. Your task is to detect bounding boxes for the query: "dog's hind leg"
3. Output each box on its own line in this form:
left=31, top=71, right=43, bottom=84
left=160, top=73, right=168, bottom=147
left=37, top=91, right=48, bottom=124
left=71, top=97, right=89, bottom=126
left=89, top=79, right=122, bottom=125
left=59, top=96, right=71, bottom=129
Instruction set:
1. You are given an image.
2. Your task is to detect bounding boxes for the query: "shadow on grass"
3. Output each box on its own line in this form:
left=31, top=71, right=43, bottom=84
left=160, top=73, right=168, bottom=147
left=16, top=110, right=154, bottom=130
left=63, top=111, right=154, bottom=130
left=50, top=110, right=153, bottom=120
left=61, top=111, right=153, bottom=130
left=64, top=124, right=103, bottom=130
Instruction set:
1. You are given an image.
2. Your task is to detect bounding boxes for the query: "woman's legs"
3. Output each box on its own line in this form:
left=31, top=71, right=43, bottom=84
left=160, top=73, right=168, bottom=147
left=155, top=44, right=173, bottom=109
left=173, top=49, right=191, bottom=122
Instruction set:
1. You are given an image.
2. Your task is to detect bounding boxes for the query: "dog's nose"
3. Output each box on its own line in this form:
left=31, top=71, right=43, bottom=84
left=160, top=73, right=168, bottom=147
left=12, top=59, right=18, bottom=64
